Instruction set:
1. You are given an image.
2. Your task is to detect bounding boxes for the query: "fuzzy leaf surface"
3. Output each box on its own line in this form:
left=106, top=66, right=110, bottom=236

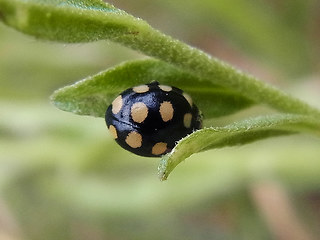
left=1, top=0, right=320, bottom=118
left=51, top=59, right=253, bottom=118
left=0, top=0, right=144, bottom=43
left=158, top=114, right=320, bottom=180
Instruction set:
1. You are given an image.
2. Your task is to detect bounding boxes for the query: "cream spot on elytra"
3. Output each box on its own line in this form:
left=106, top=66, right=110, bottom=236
left=159, top=85, right=172, bottom=92
left=108, top=125, right=118, bottom=139
left=159, top=101, right=174, bottom=122
left=112, top=95, right=123, bottom=114
left=152, top=142, right=167, bottom=155
left=131, top=102, right=149, bottom=123
left=133, top=85, right=149, bottom=93
left=183, top=92, right=193, bottom=107
left=125, top=132, right=142, bottom=148
left=183, top=113, right=192, bottom=128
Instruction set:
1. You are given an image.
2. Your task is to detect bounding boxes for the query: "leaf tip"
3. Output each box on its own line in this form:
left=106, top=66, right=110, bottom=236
left=50, top=89, right=63, bottom=107
left=49, top=88, right=76, bottom=114
left=158, top=154, right=170, bottom=181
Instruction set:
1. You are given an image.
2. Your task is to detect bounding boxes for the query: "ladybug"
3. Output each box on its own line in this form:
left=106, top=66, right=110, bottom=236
left=105, top=81, right=202, bottom=157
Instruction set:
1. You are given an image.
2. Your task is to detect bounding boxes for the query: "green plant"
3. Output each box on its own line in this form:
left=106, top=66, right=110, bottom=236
left=1, top=0, right=319, bottom=181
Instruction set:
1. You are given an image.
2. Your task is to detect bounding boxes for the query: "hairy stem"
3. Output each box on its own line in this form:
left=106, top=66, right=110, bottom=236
left=116, top=28, right=320, bottom=118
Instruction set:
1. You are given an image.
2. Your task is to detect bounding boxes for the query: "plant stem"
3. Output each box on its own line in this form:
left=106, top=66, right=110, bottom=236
left=116, top=27, right=320, bottom=118
left=1, top=0, right=319, bottom=118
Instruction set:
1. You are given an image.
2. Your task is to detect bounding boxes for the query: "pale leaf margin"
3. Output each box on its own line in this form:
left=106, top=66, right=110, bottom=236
left=158, top=114, right=320, bottom=181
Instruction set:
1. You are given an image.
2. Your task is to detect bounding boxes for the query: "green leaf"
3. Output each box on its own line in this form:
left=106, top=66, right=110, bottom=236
left=1, top=0, right=320, bottom=118
left=158, top=114, right=320, bottom=181
left=2, top=0, right=320, bottom=181
left=0, top=0, right=141, bottom=43
left=51, top=59, right=253, bottom=118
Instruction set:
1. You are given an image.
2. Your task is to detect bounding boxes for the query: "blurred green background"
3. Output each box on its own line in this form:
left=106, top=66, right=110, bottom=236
left=1, top=0, right=320, bottom=239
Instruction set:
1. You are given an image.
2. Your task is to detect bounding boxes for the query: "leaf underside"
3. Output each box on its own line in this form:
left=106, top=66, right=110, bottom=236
left=158, top=114, right=320, bottom=180
left=51, top=59, right=253, bottom=119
